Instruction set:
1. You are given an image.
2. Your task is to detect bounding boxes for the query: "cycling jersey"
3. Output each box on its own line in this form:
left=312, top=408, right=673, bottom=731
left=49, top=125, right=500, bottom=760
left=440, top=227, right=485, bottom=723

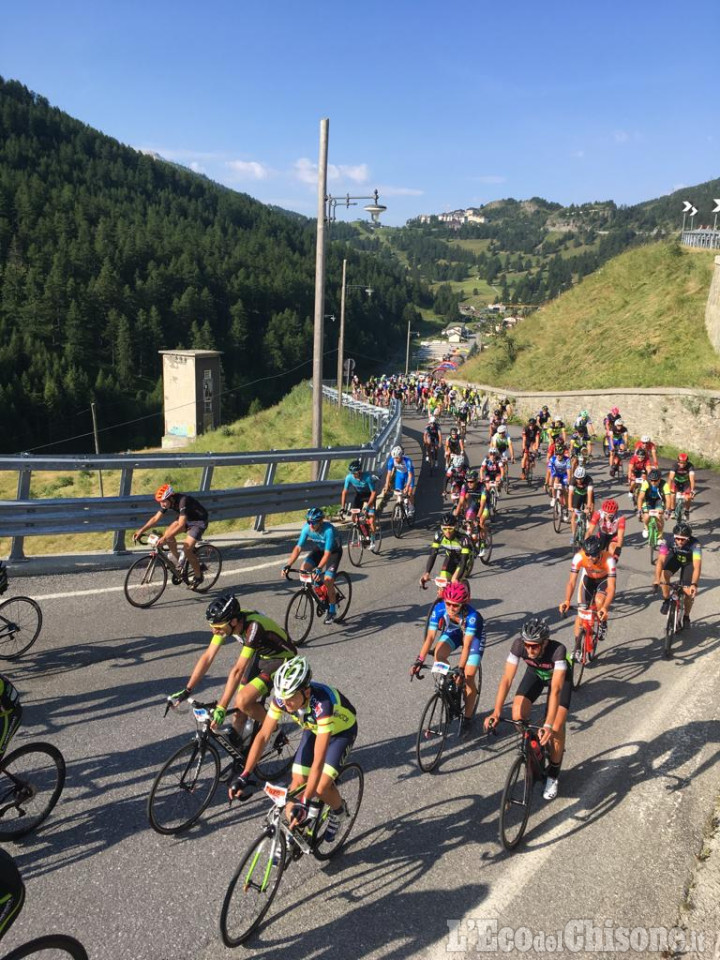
left=671, top=460, right=695, bottom=485
left=640, top=480, right=670, bottom=507
left=658, top=536, right=702, bottom=565
left=343, top=471, right=377, bottom=497
left=385, top=455, right=415, bottom=491
left=297, top=520, right=342, bottom=553
left=493, top=436, right=510, bottom=453
left=575, top=416, right=592, bottom=435
left=425, top=531, right=472, bottom=577
left=428, top=602, right=486, bottom=665
left=0, top=675, right=21, bottom=759
left=548, top=422, right=565, bottom=440
left=569, top=476, right=593, bottom=498
left=162, top=494, right=208, bottom=524
left=268, top=681, right=357, bottom=736
left=628, top=455, right=648, bottom=477
left=522, top=425, right=540, bottom=447
left=446, top=438, right=463, bottom=456
left=426, top=424, right=440, bottom=442
left=481, top=459, right=502, bottom=481
left=508, top=637, right=569, bottom=681
left=549, top=455, right=571, bottom=478
left=571, top=551, right=616, bottom=580
left=537, top=410, right=551, bottom=426
left=633, top=441, right=657, bottom=461
left=589, top=511, right=627, bottom=538
left=211, top=612, right=297, bottom=661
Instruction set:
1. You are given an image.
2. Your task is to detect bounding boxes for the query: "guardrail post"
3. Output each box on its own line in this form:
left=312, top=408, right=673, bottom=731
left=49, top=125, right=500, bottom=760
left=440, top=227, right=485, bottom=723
left=9, top=469, right=31, bottom=562
left=200, top=465, right=214, bottom=491
left=112, top=468, right=134, bottom=554
left=253, top=462, right=276, bottom=533
left=317, top=458, right=331, bottom=482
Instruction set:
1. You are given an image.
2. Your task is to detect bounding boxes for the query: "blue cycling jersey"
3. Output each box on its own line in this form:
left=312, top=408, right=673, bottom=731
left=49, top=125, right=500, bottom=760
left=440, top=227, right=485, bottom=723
left=297, top=520, right=342, bottom=553
left=385, top=455, right=415, bottom=490
left=428, top=601, right=486, bottom=657
left=549, top=455, right=571, bottom=477
left=343, top=471, right=377, bottom=495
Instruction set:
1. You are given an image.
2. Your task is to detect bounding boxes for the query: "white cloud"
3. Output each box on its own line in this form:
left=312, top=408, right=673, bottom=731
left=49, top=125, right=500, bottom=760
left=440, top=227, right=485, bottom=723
left=293, top=157, right=370, bottom=186
left=225, top=160, right=272, bottom=181
left=189, top=161, right=206, bottom=174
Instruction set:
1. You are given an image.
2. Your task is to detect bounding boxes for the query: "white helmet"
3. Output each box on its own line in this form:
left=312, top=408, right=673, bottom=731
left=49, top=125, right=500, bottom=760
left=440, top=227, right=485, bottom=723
left=391, top=445, right=404, bottom=459
left=497, top=424, right=507, bottom=434
left=574, top=467, right=586, bottom=480
left=428, top=416, right=437, bottom=424
left=641, top=435, right=651, bottom=444
left=615, top=418, right=624, bottom=426
left=273, top=656, right=312, bottom=699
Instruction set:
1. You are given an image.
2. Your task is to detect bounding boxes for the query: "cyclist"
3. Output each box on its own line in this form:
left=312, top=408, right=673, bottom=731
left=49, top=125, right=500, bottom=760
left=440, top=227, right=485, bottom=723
left=636, top=468, right=670, bottom=540
left=382, top=444, right=416, bottom=518
left=455, top=470, right=490, bottom=545
left=282, top=508, right=343, bottom=624
left=484, top=617, right=571, bottom=801
left=559, top=536, right=616, bottom=660
left=411, top=580, right=486, bottom=733
left=490, top=424, right=515, bottom=473
left=537, top=405, right=551, bottom=444
left=445, top=427, right=467, bottom=468
left=548, top=444, right=572, bottom=517
left=604, top=405, right=622, bottom=439
left=568, top=466, right=594, bottom=543
left=423, top=416, right=443, bottom=465
left=419, top=513, right=472, bottom=588
left=586, top=498, right=626, bottom=559
left=166, top=594, right=297, bottom=745
left=229, top=656, right=357, bottom=843
left=568, top=430, right=587, bottom=469
left=574, top=409, right=595, bottom=456
left=456, top=402, right=471, bottom=438
left=608, top=417, right=628, bottom=470
left=520, top=417, right=540, bottom=480
left=480, top=448, right=504, bottom=494
left=668, top=453, right=696, bottom=516
left=548, top=417, right=567, bottom=449
left=633, top=434, right=659, bottom=468
left=340, top=459, right=379, bottom=551
left=133, top=484, right=208, bottom=588
left=627, top=445, right=650, bottom=503
left=655, top=522, right=702, bottom=629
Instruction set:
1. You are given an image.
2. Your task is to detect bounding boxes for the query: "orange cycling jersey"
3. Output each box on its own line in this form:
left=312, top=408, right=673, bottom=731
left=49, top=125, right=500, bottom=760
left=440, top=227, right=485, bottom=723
left=571, top=552, right=617, bottom=580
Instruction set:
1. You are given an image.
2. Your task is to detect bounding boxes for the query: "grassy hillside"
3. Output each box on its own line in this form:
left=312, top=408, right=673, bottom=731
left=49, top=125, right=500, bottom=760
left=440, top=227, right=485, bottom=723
left=0, top=385, right=370, bottom=557
left=461, top=243, right=720, bottom=390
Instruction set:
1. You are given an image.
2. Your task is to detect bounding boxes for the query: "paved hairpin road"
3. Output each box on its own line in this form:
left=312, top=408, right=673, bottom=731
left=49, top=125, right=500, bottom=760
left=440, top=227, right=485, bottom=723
left=4, top=412, right=720, bottom=959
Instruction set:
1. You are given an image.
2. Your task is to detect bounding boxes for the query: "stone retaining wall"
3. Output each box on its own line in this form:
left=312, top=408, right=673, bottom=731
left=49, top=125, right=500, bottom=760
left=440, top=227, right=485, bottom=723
left=705, top=255, right=720, bottom=354
left=451, top=381, right=720, bottom=463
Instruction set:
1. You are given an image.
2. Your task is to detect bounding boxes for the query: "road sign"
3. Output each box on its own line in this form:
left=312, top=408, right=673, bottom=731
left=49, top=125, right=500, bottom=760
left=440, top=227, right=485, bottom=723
left=713, top=200, right=720, bottom=214
left=343, top=358, right=356, bottom=376
left=690, top=206, right=698, bottom=218
left=682, top=201, right=693, bottom=212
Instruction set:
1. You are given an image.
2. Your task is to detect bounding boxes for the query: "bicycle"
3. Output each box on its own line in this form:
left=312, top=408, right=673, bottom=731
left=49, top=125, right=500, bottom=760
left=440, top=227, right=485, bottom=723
left=463, top=519, right=493, bottom=566
left=219, top=764, right=364, bottom=946
left=425, top=441, right=439, bottom=475
left=491, top=717, right=549, bottom=851
left=523, top=449, right=537, bottom=485
left=0, top=935, right=88, bottom=959
left=662, top=578, right=687, bottom=659
left=564, top=601, right=603, bottom=689
left=147, top=697, right=302, bottom=835
left=0, top=597, right=42, bottom=661
left=414, top=661, right=480, bottom=772
left=673, top=489, right=693, bottom=523
left=571, top=507, right=589, bottom=549
left=0, top=742, right=66, bottom=842
left=283, top=570, right=352, bottom=645
left=609, top=444, right=626, bottom=479
left=390, top=490, right=414, bottom=539
left=345, top=509, right=382, bottom=568
left=485, top=482, right=499, bottom=519
left=124, top=533, right=222, bottom=608
left=644, top=508, right=663, bottom=565
left=551, top=483, right=569, bottom=534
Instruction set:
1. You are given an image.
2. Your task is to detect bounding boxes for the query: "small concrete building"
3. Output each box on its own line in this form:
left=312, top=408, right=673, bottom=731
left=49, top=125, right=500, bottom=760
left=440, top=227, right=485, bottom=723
left=159, top=349, right=222, bottom=449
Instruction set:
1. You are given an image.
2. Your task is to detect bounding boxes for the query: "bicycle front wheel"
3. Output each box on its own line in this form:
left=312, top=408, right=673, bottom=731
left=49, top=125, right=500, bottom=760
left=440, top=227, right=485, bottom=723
left=124, top=555, right=167, bottom=608
left=2, top=935, right=89, bottom=959
left=391, top=504, right=404, bottom=539
left=347, top=525, right=364, bottom=568
left=334, top=572, right=352, bottom=623
left=479, top=527, right=493, bottom=565
left=0, top=743, right=66, bottom=841
left=0, top=597, right=43, bottom=659
left=193, top=542, right=222, bottom=593
left=648, top=522, right=659, bottom=566
left=314, top=762, right=364, bottom=861
left=147, top=740, right=221, bottom=835
left=416, top=693, right=450, bottom=772
left=284, top=589, right=314, bottom=645
left=255, top=719, right=303, bottom=780
left=553, top=501, right=563, bottom=534
left=499, top=754, right=532, bottom=851
left=220, top=830, right=287, bottom=947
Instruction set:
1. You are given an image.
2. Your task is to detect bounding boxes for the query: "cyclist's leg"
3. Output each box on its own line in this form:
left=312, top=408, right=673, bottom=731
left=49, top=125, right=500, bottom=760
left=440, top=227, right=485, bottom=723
left=574, top=573, right=595, bottom=655
left=323, top=551, right=342, bottom=608
left=463, top=636, right=483, bottom=717
left=512, top=671, right=544, bottom=721
left=234, top=666, right=277, bottom=731
left=316, top=727, right=356, bottom=811
left=0, top=848, right=25, bottom=946
left=184, top=522, right=208, bottom=579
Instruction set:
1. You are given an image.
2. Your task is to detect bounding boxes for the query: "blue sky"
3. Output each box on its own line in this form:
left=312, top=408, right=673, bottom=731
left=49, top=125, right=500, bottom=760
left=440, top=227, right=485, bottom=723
left=2, top=0, right=719, bottom=226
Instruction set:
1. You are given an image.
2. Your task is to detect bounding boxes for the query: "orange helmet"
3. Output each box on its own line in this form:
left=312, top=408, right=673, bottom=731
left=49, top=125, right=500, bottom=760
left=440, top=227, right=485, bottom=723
left=155, top=484, right=174, bottom=503
left=601, top=499, right=618, bottom=515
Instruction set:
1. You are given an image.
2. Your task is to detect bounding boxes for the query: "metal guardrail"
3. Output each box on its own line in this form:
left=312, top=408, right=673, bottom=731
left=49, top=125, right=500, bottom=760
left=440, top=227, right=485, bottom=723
left=0, top=388, right=401, bottom=561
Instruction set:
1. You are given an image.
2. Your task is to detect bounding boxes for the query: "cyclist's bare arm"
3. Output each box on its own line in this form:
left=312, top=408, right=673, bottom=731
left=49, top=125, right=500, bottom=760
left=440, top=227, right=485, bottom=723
left=540, top=671, right=565, bottom=745
left=158, top=516, right=188, bottom=545
left=560, top=572, right=578, bottom=613
left=418, top=626, right=438, bottom=662
left=186, top=640, right=224, bottom=692
left=484, top=660, right=518, bottom=728
left=214, top=652, right=253, bottom=717
left=134, top=509, right=164, bottom=540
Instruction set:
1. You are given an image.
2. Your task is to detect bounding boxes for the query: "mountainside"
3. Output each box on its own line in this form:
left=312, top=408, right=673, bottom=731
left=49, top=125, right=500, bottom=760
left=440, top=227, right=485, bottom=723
left=0, top=77, right=428, bottom=453
left=460, top=242, right=720, bottom=391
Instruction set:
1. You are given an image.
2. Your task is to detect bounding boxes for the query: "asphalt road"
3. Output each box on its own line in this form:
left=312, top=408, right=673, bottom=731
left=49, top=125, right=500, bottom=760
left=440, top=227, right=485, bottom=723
left=3, top=412, right=719, bottom=960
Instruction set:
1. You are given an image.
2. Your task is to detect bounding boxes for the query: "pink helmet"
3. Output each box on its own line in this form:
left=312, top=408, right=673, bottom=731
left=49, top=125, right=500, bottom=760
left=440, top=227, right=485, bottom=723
left=611, top=407, right=620, bottom=416
left=443, top=581, right=470, bottom=605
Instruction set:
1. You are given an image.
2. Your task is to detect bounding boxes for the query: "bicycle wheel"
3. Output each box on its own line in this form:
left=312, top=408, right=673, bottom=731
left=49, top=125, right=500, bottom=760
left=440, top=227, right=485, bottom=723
left=314, top=762, right=364, bottom=861
left=572, top=625, right=591, bottom=689
left=220, top=830, right=287, bottom=946
left=1, top=934, right=89, bottom=959
left=504, top=471, right=511, bottom=495
left=0, top=597, right=43, bottom=659
left=192, top=542, right=222, bottom=593
left=553, top=500, right=563, bottom=534
left=648, top=521, right=659, bottom=566
left=284, top=589, right=314, bottom=645
left=334, top=572, right=352, bottom=623
left=255, top=719, right=303, bottom=780
left=0, top=743, right=66, bottom=841
left=479, top=527, right=493, bottom=565
left=147, top=740, right=221, bottom=835
left=663, top=595, right=681, bottom=659
left=489, top=489, right=497, bottom=519
left=391, top=504, right=404, bottom=539
left=416, top=693, right=450, bottom=772
left=124, top=555, right=167, bottom=608
left=371, top=519, right=383, bottom=555
left=499, top=754, right=532, bottom=851
left=347, top=525, right=364, bottom=568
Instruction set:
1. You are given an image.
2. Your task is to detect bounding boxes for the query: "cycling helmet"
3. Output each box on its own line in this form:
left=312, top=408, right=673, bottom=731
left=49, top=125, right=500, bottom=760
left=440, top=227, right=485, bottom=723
left=648, top=469, right=661, bottom=484
left=636, top=447, right=648, bottom=460
left=497, top=424, right=507, bottom=434
left=450, top=428, right=459, bottom=437
left=306, top=507, right=325, bottom=524
left=206, top=594, right=240, bottom=625
left=391, top=445, right=404, bottom=459
left=581, top=410, right=589, bottom=419
left=611, top=407, right=620, bottom=416
left=574, top=467, right=586, bottom=480
left=441, top=512, right=458, bottom=529
left=466, top=470, right=479, bottom=482
left=521, top=617, right=550, bottom=644
left=641, top=435, right=651, bottom=444
left=428, top=415, right=437, bottom=424
left=542, top=405, right=549, bottom=412
left=615, top=418, right=624, bottom=426
left=348, top=458, right=362, bottom=473
left=443, top=581, right=470, bottom=605
left=602, top=498, right=618, bottom=515
left=0, top=561, right=7, bottom=597
left=583, top=536, right=603, bottom=558
left=673, top=521, right=692, bottom=539
left=678, top=452, right=689, bottom=463
left=572, top=431, right=580, bottom=440
left=556, top=444, right=568, bottom=455
left=488, top=448, right=500, bottom=458
left=155, top=484, right=174, bottom=502
left=528, top=417, right=537, bottom=425
left=273, top=656, right=312, bottom=699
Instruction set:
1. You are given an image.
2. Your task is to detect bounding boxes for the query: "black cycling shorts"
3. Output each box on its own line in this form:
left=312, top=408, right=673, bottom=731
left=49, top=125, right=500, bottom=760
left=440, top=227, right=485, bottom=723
left=185, top=521, right=209, bottom=542
left=577, top=572, right=610, bottom=610
left=661, top=556, right=691, bottom=579
left=516, top=666, right=573, bottom=711
left=571, top=492, right=590, bottom=511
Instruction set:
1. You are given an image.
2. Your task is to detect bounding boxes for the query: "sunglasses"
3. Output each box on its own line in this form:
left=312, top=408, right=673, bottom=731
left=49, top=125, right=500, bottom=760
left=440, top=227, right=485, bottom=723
left=674, top=536, right=689, bottom=543
left=210, top=621, right=230, bottom=630
left=523, top=641, right=542, bottom=650
left=444, top=600, right=462, bottom=609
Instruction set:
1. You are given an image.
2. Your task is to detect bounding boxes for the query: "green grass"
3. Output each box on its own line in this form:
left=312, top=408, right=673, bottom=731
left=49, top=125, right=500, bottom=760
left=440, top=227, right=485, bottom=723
left=0, top=384, right=371, bottom=557
left=461, top=242, right=720, bottom=390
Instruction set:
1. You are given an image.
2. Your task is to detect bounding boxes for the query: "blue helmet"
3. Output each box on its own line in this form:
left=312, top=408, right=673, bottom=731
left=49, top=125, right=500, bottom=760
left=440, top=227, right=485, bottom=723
left=306, top=507, right=324, bottom=524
